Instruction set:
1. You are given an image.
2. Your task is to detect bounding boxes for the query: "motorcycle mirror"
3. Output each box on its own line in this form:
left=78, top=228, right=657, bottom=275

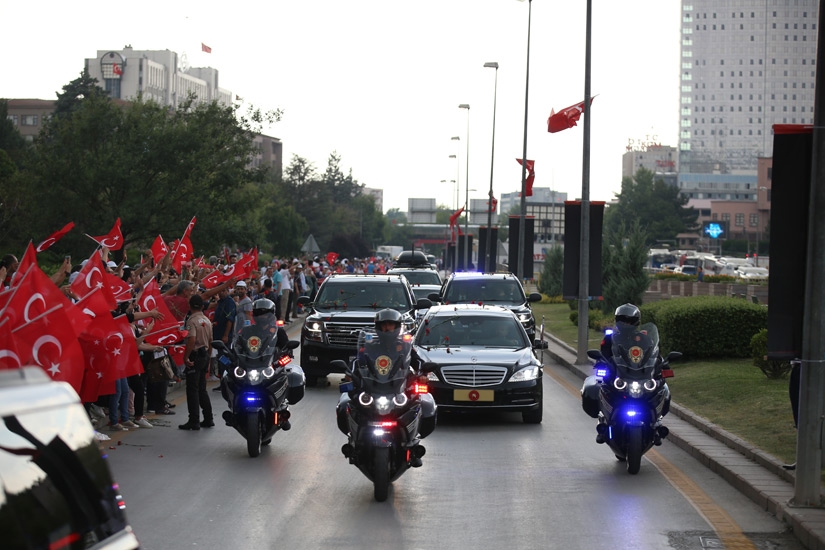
left=420, top=361, right=438, bottom=373
left=212, top=340, right=227, bottom=352
left=329, top=359, right=348, bottom=373
left=666, top=351, right=683, bottom=363
left=533, top=339, right=549, bottom=350
left=286, top=340, right=300, bottom=350
left=587, top=349, right=602, bottom=361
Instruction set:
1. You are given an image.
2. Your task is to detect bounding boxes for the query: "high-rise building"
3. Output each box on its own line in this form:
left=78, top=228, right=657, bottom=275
left=678, top=1, right=818, bottom=174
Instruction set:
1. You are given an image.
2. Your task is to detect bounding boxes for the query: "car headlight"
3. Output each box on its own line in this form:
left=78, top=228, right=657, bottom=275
left=517, top=313, right=532, bottom=323
left=304, top=320, right=323, bottom=342
left=510, top=366, right=540, bottom=382
left=426, top=372, right=439, bottom=382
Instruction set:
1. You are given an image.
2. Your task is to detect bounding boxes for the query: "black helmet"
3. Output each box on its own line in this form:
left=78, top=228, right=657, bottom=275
left=375, top=308, right=402, bottom=332
left=614, top=303, right=641, bottom=326
left=252, top=298, right=276, bottom=318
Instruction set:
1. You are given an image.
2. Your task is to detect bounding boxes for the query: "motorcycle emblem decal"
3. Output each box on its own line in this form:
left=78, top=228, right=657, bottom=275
left=629, top=346, right=643, bottom=364
left=247, top=336, right=262, bottom=353
left=376, top=355, right=392, bottom=375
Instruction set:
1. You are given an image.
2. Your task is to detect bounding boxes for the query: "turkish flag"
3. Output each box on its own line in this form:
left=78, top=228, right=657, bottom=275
left=101, top=314, right=142, bottom=382
left=88, top=218, right=124, bottom=250
left=151, top=235, right=169, bottom=265
left=143, top=325, right=187, bottom=347
left=135, top=279, right=176, bottom=330
left=36, top=222, right=75, bottom=253
left=516, top=158, right=536, bottom=197
left=171, top=235, right=194, bottom=273
left=449, top=207, right=465, bottom=228
left=77, top=313, right=136, bottom=400
left=547, top=97, right=595, bottom=133
left=488, top=196, right=498, bottom=213
left=69, top=287, right=114, bottom=336
left=326, top=252, right=339, bottom=266
left=249, top=247, right=259, bottom=273
left=0, top=319, right=22, bottom=370
left=201, top=268, right=235, bottom=289
left=168, top=343, right=187, bottom=367
left=11, top=242, right=37, bottom=287
left=1, top=265, right=75, bottom=330
left=12, top=305, right=85, bottom=392
left=113, top=63, right=123, bottom=76
left=71, top=252, right=117, bottom=308
left=105, top=272, right=132, bottom=303
left=201, top=43, right=212, bottom=53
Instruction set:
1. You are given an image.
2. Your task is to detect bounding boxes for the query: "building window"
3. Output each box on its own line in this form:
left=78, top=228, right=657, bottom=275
left=6, top=115, right=17, bottom=126
left=722, top=213, right=730, bottom=222
left=735, top=213, right=744, bottom=227
left=21, top=115, right=38, bottom=126
left=749, top=214, right=759, bottom=227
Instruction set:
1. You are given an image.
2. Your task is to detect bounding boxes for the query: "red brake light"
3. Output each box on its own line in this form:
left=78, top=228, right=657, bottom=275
left=413, top=383, right=429, bottom=394
left=277, top=319, right=285, bottom=327
left=380, top=421, right=396, bottom=428
left=661, top=369, right=674, bottom=379
left=277, top=355, right=292, bottom=367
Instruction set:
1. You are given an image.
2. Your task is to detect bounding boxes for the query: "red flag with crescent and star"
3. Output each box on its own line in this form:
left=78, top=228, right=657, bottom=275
left=12, top=304, right=85, bottom=392
left=70, top=252, right=117, bottom=308
left=36, top=222, right=75, bottom=253
left=0, top=318, right=22, bottom=370
left=547, top=97, right=595, bottom=134
left=516, top=158, right=536, bottom=197
left=136, top=279, right=177, bottom=330
left=88, top=218, right=124, bottom=251
left=10, top=242, right=37, bottom=287
left=142, top=325, right=187, bottom=347
left=151, top=235, right=169, bottom=265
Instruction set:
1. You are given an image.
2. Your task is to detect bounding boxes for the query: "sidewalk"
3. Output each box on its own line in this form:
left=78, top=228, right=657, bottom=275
left=542, top=331, right=825, bottom=550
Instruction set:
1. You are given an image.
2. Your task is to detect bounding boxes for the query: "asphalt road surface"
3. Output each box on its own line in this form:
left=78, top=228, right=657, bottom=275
left=104, top=350, right=804, bottom=550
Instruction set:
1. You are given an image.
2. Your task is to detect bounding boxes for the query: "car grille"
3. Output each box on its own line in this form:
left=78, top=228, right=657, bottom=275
left=440, top=365, right=508, bottom=387
left=325, top=322, right=369, bottom=347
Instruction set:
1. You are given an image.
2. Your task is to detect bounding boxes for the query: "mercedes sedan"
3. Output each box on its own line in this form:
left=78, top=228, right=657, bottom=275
left=414, top=304, right=548, bottom=424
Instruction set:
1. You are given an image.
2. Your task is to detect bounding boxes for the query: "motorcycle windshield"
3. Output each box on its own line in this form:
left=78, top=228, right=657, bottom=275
left=611, top=322, right=660, bottom=379
left=232, top=312, right=279, bottom=369
left=355, top=330, right=412, bottom=395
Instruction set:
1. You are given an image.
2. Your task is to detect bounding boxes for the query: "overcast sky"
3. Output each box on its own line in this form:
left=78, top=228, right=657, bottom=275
left=2, top=0, right=680, bottom=214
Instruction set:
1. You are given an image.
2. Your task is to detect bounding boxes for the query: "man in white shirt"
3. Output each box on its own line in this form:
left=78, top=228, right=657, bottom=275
left=278, top=264, right=293, bottom=323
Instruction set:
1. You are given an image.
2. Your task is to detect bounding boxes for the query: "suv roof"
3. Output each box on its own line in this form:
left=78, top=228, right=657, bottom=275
left=439, top=272, right=528, bottom=303
left=312, top=273, right=416, bottom=311
left=393, top=250, right=433, bottom=268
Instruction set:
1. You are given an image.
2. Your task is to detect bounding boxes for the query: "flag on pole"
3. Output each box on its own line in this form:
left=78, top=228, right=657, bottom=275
left=87, top=218, right=124, bottom=250
left=202, top=43, right=212, bottom=53
left=547, top=97, right=595, bottom=133
left=36, top=222, right=75, bottom=252
left=449, top=207, right=465, bottom=229
left=516, top=158, right=536, bottom=197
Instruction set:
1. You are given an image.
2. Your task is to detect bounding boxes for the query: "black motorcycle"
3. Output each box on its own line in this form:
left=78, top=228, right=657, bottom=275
left=582, top=322, right=680, bottom=474
left=213, top=313, right=305, bottom=458
left=330, top=331, right=436, bottom=502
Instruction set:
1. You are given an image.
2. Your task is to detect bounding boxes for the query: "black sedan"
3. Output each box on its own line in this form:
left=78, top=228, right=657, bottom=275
left=414, top=305, right=547, bottom=423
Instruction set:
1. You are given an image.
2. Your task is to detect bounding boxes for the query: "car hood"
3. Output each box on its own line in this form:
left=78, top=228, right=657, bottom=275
left=415, top=345, right=536, bottom=368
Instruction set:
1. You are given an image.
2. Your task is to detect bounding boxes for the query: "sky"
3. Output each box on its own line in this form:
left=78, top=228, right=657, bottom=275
left=1, top=0, right=681, bottom=214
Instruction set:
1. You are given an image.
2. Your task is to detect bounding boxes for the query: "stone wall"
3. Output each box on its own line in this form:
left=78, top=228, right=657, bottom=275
left=644, top=280, right=769, bottom=305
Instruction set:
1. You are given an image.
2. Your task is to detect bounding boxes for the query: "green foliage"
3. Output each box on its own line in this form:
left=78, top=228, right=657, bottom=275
left=604, top=167, right=699, bottom=246
left=537, top=245, right=563, bottom=296
left=600, top=221, right=650, bottom=313
left=750, top=329, right=792, bottom=379
left=640, top=296, right=767, bottom=358
left=538, top=293, right=566, bottom=304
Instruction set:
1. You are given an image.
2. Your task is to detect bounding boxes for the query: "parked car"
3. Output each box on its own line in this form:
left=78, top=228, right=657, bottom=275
left=297, top=274, right=431, bottom=386
left=414, top=305, right=548, bottom=423
left=430, top=272, right=542, bottom=338
left=736, top=266, right=770, bottom=282
left=674, top=265, right=698, bottom=275
left=0, top=367, right=140, bottom=549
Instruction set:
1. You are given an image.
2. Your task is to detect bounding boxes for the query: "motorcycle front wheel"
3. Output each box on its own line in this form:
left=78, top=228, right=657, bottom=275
left=373, top=447, right=390, bottom=502
left=247, top=413, right=262, bottom=458
left=626, top=425, right=643, bottom=474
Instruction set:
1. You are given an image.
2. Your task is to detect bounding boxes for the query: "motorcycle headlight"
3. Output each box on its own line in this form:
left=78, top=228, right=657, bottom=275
left=248, top=369, right=261, bottom=383
left=393, top=393, right=408, bottom=407
left=628, top=381, right=643, bottom=398
left=262, top=366, right=275, bottom=379
left=233, top=366, right=246, bottom=378
left=510, top=366, right=540, bottom=382
left=375, top=395, right=393, bottom=415
left=643, top=379, right=658, bottom=392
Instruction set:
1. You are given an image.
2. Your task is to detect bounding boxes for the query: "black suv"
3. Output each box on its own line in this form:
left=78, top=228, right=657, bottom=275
left=297, top=274, right=431, bottom=386
left=429, top=272, right=542, bottom=339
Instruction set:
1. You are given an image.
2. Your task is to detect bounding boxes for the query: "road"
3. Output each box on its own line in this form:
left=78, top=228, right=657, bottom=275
left=104, top=346, right=803, bottom=550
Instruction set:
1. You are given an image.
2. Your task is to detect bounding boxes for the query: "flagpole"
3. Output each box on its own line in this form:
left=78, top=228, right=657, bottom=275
left=517, top=0, right=532, bottom=282
left=576, top=0, right=593, bottom=365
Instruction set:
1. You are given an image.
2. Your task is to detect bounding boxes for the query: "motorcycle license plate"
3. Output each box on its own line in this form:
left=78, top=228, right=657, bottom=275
left=453, top=389, right=494, bottom=402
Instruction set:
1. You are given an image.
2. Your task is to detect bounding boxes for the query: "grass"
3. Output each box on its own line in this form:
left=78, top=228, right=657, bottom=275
left=532, top=302, right=798, bottom=466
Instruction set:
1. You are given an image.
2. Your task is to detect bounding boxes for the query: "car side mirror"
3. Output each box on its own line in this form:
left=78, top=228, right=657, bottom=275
left=533, top=339, right=549, bottom=350
left=527, top=292, right=542, bottom=303
left=416, top=298, right=433, bottom=310
left=297, top=296, right=311, bottom=307
left=427, top=292, right=442, bottom=303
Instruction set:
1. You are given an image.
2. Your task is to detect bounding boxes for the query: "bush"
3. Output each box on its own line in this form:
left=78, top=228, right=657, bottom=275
left=750, top=329, right=792, bottom=379
left=538, top=294, right=566, bottom=304
left=538, top=246, right=563, bottom=296
left=639, top=296, right=767, bottom=358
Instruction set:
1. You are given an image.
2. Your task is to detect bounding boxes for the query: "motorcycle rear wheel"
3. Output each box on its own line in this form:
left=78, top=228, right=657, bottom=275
left=626, top=425, right=643, bottom=474
left=247, top=414, right=262, bottom=458
left=373, top=447, right=390, bottom=502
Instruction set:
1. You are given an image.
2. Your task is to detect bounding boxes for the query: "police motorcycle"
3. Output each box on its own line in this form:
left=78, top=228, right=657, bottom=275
left=330, top=309, right=437, bottom=502
left=213, top=299, right=306, bottom=458
left=581, top=321, right=680, bottom=474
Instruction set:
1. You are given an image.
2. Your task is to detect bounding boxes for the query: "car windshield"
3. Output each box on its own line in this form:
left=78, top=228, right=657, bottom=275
left=411, top=287, right=433, bottom=301
left=395, top=271, right=441, bottom=285
left=443, top=279, right=525, bottom=305
left=314, top=281, right=411, bottom=311
left=418, top=314, right=526, bottom=347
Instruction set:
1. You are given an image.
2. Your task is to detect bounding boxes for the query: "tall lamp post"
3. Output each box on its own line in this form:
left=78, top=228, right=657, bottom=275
left=516, top=0, right=532, bottom=283
left=459, top=104, right=471, bottom=271
left=484, top=62, right=499, bottom=273
left=450, top=148, right=460, bottom=273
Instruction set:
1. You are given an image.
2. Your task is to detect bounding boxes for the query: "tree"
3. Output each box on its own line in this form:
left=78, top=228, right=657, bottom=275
left=600, top=221, right=650, bottom=314
left=538, top=245, right=563, bottom=297
left=605, top=167, right=698, bottom=245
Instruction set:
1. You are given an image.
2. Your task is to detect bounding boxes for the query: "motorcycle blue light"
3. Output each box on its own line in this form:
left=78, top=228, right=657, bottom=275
left=604, top=328, right=614, bottom=336
left=595, top=367, right=608, bottom=377
left=626, top=410, right=637, bottom=417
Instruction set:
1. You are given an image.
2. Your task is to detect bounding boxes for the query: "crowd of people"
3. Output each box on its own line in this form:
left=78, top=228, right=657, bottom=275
left=0, top=243, right=400, bottom=442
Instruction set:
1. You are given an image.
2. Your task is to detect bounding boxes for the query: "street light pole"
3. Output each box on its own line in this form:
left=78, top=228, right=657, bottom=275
left=459, top=104, right=471, bottom=271
left=484, top=62, right=499, bottom=273
left=517, top=0, right=532, bottom=282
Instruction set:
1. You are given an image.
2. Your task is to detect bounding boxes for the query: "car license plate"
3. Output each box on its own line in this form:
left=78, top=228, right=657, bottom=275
left=453, top=389, right=494, bottom=402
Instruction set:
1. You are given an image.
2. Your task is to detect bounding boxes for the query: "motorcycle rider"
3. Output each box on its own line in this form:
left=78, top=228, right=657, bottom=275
left=337, top=308, right=434, bottom=467
left=248, top=298, right=289, bottom=349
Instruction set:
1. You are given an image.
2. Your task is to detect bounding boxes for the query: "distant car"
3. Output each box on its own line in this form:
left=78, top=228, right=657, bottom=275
left=430, top=272, right=543, bottom=338
left=0, top=367, right=140, bottom=549
left=659, top=263, right=680, bottom=272
left=736, top=266, right=769, bottom=283
left=674, top=265, right=698, bottom=275
left=414, top=304, right=548, bottom=423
